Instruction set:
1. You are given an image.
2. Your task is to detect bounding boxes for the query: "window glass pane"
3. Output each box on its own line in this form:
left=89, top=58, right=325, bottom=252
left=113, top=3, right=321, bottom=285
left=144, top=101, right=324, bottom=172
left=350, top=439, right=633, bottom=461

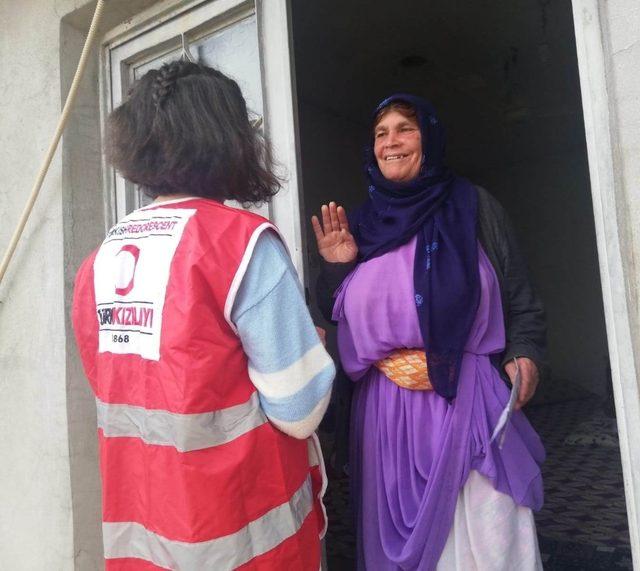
left=194, top=14, right=263, bottom=119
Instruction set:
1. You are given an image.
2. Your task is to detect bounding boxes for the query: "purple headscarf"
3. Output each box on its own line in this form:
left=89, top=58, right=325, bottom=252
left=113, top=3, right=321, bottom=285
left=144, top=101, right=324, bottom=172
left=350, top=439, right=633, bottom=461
left=349, top=94, right=480, bottom=399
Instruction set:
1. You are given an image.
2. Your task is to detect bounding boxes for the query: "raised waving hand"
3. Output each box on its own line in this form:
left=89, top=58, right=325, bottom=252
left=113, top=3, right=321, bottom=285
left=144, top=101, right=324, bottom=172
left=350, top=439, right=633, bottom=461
left=311, top=202, right=358, bottom=264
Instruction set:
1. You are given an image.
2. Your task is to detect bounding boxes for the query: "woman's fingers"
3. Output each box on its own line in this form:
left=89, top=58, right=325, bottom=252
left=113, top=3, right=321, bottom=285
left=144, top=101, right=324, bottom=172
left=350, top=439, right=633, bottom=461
left=329, top=202, right=340, bottom=232
left=337, top=206, right=350, bottom=232
left=318, top=202, right=347, bottom=235
left=311, top=215, right=324, bottom=243
left=510, top=358, right=539, bottom=410
left=321, top=204, right=332, bottom=234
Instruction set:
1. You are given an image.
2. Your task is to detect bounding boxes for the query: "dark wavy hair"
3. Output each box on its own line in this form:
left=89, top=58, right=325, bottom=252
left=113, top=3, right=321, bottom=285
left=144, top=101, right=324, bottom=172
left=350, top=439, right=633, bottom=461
left=105, top=60, right=281, bottom=204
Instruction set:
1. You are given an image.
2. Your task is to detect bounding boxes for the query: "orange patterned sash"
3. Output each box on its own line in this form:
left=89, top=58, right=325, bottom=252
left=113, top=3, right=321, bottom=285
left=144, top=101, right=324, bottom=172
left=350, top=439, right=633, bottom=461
left=374, top=349, right=432, bottom=390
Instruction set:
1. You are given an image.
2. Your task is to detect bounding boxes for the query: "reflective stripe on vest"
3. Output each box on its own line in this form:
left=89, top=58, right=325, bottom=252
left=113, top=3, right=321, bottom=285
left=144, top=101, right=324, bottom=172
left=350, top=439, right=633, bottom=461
left=103, top=475, right=313, bottom=570
left=96, top=392, right=267, bottom=452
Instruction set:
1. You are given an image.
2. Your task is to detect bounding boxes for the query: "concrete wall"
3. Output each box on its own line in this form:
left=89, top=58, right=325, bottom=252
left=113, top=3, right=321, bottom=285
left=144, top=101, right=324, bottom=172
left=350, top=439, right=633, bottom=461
left=0, top=1, right=159, bottom=568
left=570, top=0, right=640, bottom=557
left=61, top=14, right=106, bottom=570
left=600, top=0, right=640, bottom=378
left=0, top=1, right=75, bottom=567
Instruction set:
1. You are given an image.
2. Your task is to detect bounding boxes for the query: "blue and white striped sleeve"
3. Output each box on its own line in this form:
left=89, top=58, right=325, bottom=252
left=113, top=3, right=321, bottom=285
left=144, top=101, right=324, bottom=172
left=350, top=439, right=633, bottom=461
left=231, top=230, right=335, bottom=439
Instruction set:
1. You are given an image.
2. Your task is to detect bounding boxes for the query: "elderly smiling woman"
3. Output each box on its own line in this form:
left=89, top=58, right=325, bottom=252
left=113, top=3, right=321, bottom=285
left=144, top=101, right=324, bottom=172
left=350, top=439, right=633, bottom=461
left=312, top=94, right=547, bottom=570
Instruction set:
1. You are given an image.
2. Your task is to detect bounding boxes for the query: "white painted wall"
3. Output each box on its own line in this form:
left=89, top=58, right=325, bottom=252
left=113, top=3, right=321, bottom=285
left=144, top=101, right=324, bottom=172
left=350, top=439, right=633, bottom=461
left=0, top=1, right=74, bottom=567
left=580, top=1, right=640, bottom=559
left=0, top=1, right=160, bottom=569
left=599, top=0, right=640, bottom=364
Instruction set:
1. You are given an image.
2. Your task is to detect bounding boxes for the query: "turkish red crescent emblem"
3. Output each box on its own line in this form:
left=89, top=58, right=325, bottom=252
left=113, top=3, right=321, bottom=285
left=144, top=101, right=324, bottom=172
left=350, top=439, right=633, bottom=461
left=114, top=244, right=141, bottom=296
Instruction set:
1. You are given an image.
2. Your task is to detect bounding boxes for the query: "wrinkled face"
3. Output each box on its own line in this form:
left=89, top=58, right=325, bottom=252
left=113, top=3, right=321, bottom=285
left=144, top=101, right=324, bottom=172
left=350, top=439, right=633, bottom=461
left=374, top=110, right=422, bottom=183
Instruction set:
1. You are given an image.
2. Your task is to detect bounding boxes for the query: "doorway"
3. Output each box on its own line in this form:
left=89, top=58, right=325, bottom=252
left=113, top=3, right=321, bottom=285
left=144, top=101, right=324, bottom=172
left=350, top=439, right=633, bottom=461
left=291, top=1, right=632, bottom=569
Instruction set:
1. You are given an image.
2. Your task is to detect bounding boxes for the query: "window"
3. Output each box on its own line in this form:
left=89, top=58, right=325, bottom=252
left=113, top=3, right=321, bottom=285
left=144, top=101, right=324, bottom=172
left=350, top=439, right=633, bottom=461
left=102, top=0, right=305, bottom=277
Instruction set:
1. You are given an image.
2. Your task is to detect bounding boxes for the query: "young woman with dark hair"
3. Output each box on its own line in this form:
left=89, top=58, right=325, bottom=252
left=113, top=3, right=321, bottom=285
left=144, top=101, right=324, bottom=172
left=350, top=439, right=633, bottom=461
left=106, top=60, right=279, bottom=204
left=73, top=60, right=334, bottom=570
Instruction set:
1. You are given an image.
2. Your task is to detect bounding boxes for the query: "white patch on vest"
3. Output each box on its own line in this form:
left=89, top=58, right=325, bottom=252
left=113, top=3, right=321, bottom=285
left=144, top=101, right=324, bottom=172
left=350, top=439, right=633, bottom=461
left=93, top=207, right=196, bottom=360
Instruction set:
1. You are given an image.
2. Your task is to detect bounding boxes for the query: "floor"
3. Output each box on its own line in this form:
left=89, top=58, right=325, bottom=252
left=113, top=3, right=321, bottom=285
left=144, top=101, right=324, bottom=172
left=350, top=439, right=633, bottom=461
left=321, top=395, right=633, bottom=570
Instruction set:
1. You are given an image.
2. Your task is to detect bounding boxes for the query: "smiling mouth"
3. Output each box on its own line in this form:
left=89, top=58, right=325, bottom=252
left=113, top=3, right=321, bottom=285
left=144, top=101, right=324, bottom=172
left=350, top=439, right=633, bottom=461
left=385, top=154, right=409, bottom=161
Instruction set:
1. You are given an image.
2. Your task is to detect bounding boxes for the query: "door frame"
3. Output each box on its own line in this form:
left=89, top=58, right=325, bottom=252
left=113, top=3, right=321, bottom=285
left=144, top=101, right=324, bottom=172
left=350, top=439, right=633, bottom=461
left=572, top=0, right=640, bottom=563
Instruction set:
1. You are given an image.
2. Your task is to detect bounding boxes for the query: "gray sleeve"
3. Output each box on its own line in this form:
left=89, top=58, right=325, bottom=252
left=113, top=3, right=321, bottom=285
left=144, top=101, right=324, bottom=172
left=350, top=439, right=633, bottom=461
left=315, top=259, right=357, bottom=323
left=497, top=200, right=548, bottom=374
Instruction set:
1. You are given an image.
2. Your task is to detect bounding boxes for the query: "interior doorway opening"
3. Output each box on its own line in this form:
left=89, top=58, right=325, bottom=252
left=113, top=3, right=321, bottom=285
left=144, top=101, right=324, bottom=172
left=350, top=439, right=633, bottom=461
left=291, top=1, right=632, bottom=569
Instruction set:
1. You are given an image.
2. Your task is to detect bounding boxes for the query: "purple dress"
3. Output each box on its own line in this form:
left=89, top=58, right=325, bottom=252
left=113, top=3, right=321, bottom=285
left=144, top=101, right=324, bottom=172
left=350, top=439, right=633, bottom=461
left=333, top=236, right=545, bottom=570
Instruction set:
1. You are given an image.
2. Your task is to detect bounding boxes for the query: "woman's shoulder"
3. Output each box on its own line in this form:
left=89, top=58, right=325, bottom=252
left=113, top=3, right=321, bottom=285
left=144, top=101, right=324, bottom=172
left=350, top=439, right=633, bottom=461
left=186, top=200, right=282, bottom=247
left=475, top=185, right=506, bottom=219
left=474, top=185, right=511, bottom=243
left=196, top=199, right=271, bottom=224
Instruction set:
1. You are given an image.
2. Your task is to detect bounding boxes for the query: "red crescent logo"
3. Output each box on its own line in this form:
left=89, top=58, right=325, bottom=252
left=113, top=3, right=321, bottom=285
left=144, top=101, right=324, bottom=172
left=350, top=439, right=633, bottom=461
left=114, top=245, right=141, bottom=296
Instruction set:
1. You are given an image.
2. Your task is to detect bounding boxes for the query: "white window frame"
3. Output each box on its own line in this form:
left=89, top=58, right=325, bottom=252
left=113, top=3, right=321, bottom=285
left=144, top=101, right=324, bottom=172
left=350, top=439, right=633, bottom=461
left=100, top=0, right=306, bottom=279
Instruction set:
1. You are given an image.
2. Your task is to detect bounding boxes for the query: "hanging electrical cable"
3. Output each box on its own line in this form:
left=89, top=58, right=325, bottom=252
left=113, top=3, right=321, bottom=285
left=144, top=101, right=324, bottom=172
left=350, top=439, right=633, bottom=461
left=0, top=0, right=106, bottom=286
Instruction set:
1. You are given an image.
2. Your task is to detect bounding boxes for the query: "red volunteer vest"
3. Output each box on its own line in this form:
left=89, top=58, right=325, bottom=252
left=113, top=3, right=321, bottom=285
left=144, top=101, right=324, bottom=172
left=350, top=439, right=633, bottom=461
left=72, top=198, right=325, bottom=570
